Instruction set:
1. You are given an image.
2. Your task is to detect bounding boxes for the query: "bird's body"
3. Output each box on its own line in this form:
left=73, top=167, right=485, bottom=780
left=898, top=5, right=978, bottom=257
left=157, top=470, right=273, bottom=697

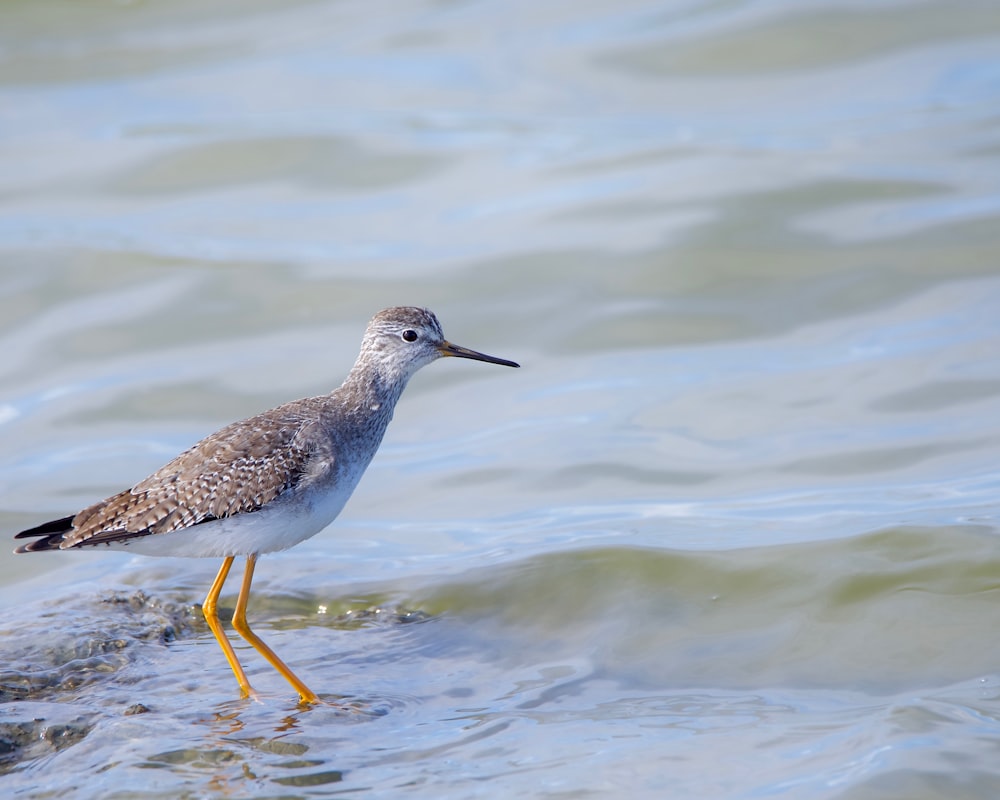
left=13, top=307, right=519, bottom=704
left=20, top=394, right=389, bottom=559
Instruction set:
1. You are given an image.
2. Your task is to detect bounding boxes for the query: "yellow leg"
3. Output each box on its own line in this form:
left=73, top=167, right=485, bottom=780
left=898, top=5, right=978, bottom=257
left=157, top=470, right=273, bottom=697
left=232, top=553, right=320, bottom=705
left=202, top=556, right=255, bottom=699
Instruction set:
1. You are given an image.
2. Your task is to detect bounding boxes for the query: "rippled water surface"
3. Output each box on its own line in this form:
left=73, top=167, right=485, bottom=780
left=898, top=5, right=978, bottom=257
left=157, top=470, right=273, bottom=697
left=2, top=1, right=1000, bottom=797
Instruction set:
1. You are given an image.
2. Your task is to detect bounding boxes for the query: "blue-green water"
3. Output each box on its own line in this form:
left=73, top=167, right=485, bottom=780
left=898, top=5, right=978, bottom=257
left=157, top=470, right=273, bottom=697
left=2, top=1, right=1000, bottom=797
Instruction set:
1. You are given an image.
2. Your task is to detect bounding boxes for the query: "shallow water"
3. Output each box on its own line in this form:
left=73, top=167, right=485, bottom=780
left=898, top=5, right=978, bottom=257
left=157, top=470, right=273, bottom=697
left=2, top=0, right=1000, bottom=797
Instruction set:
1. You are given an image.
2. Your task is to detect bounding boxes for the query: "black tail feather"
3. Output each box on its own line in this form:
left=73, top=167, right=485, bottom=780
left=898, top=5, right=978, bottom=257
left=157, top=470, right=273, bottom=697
left=13, top=515, right=75, bottom=553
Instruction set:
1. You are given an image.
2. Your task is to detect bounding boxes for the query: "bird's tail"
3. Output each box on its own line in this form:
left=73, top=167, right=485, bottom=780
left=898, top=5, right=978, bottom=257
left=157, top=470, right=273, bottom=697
left=13, top=515, right=75, bottom=553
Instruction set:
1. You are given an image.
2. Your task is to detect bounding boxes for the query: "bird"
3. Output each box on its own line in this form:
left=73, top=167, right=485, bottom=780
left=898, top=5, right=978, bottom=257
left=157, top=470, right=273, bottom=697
left=13, top=306, right=519, bottom=704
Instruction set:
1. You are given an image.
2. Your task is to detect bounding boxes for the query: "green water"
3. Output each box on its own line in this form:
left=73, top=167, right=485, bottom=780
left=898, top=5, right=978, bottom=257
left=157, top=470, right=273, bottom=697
left=3, top=529, right=1000, bottom=795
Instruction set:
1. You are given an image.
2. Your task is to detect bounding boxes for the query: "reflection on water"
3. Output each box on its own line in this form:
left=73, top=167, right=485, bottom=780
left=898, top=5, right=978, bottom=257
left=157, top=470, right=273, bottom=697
left=2, top=530, right=1000, bottom=794
left=2, top=0, right=1000, bottom=796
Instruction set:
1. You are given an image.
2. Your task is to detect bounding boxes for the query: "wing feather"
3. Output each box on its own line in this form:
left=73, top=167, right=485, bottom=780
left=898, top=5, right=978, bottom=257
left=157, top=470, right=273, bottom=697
left=15, top=397, right=330, bottom=551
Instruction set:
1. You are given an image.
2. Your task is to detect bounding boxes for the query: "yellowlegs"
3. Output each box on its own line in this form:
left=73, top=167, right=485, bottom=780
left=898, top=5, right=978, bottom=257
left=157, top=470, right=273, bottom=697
left=14, top=307, right=519, bottom=704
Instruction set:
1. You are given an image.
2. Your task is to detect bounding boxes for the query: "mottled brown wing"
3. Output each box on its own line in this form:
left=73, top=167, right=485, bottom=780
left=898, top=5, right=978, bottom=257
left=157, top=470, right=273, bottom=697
left=59, top=401, right=324, bottom=548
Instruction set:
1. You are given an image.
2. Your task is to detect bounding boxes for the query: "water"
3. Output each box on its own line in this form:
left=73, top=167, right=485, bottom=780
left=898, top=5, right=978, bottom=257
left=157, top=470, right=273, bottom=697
left=2, top=0, right=1000, bottom=796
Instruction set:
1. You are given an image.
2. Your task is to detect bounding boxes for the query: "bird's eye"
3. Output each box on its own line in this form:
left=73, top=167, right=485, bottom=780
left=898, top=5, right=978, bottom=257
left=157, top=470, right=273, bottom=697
left=401, top=329, right=419, bottom=342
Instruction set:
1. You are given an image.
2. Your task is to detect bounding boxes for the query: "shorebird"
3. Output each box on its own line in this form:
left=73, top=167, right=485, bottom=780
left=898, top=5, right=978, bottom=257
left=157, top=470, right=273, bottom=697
left=13, top=307, right=519, bottom=704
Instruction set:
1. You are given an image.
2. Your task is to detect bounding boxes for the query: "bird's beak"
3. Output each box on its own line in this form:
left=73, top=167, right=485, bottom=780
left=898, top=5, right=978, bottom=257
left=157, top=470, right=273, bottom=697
left=438, top=341, right=520, bottom=368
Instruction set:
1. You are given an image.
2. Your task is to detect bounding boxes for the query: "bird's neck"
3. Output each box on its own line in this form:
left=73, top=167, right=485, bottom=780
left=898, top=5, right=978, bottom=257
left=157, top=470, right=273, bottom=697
left=341, top=359, right=408, bottom=411
left=327, top=362, right=409, bottom=451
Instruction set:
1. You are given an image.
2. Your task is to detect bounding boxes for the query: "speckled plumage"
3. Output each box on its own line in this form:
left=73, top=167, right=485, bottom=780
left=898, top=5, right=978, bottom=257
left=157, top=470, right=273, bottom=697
left=15, top=306, right=515, bottom=557
left=16, top=395, right=370, bottom=554
left=12, top=307, right=518, bottom=703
